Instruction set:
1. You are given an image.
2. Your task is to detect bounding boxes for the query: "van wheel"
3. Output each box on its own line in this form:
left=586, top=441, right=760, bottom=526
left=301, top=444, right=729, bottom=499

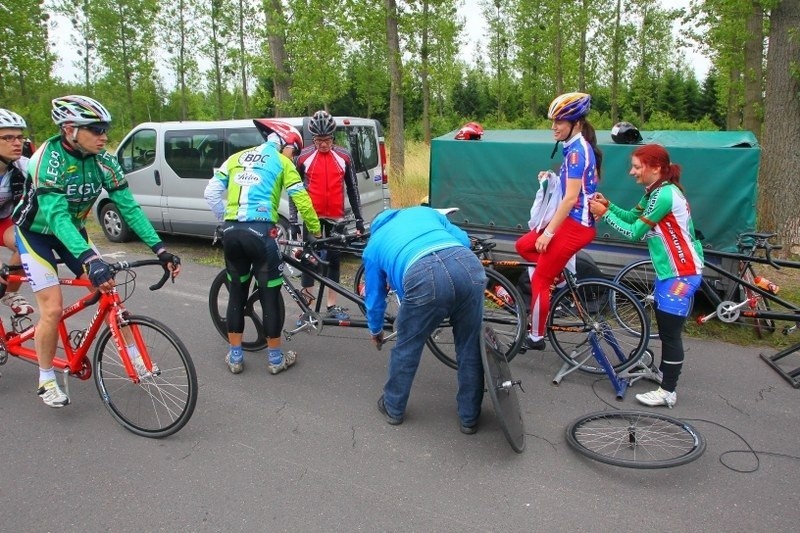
left=100, top=203, right=133, bottom=243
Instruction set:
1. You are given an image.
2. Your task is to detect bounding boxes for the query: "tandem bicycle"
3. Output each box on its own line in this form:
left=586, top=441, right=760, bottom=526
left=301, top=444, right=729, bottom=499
left=0, top=260, right=197, bottom=438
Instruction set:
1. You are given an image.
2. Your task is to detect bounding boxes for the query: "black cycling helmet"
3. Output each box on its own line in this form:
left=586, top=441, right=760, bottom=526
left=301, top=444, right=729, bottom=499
left=308, top=110, right=336, bottom=137
left=611, top=121, right=643, bottom=144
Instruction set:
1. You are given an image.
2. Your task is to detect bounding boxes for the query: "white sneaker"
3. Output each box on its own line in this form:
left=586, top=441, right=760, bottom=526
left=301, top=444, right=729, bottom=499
left=37, top=379, right=70, bottom=408
left=635, top=387, right=676, bottom=408
left=2, top=292, right=34, bottom=316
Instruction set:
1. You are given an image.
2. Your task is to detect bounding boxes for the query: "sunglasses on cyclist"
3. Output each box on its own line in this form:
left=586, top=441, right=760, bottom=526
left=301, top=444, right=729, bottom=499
left=81, top=124, right=110, bottom=136
left=0, top=134, right=25, bottom=143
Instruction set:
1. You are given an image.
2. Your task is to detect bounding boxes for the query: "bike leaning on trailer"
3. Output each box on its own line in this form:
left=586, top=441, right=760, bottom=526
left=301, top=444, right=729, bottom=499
left=0, top=261, right=198, bottom=438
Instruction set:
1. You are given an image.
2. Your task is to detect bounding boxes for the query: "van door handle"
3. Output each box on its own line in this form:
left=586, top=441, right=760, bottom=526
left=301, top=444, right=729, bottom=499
left=154, top=169, right=161, bottom=186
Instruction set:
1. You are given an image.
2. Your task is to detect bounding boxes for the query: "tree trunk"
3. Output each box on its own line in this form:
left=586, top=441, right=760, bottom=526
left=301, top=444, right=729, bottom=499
left=758, top=0, right=800, bottom=254
left=578, top=0, right=589, bottom=92
left=264, top=0, right=290, bottom=117
left=726, top=65, right=741, bottom=130
left=554, top=6, right=563, bottom=94
left=421, top=0, right=431, bottom=145
left=742, top=0, right=764, bottom=139
left=386, top=0, right=405, bottom=181
left=610, top=0, right=622, bottom=123
left=238, top=0, right=249, bottom=116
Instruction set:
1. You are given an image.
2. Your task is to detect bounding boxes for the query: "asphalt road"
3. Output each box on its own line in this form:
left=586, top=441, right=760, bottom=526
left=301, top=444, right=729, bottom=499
left=1, top=251, right=798, bottom=532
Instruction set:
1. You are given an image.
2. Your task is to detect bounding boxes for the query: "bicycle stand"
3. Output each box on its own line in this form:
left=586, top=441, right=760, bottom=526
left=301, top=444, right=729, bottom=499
left=552, top=327, right=658, bottom=399
left=760, top=342, right=800, bottom=389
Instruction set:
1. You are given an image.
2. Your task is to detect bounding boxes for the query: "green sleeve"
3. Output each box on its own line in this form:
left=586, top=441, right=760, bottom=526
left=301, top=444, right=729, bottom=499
left=604, top=189, right=673, bottom=242
left=99, top=152, right=162, bottom=249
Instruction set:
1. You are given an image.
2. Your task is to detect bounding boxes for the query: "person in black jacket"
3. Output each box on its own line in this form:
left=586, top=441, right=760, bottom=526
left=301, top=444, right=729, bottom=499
left=0, top=108, right=34, bottom=316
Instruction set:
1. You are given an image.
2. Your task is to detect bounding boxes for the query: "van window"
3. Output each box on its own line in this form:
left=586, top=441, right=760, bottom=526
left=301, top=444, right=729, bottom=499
left=228, top=128, right=263, bottom=154
left=164, top=130, right=222, bottom=179
left=340, top=126, right=378, bottom=174
left=117, top=128, right=156, bottom=173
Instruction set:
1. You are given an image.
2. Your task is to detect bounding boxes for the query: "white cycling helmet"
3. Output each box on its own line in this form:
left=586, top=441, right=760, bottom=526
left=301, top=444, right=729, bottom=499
left=51, top=95, right=112, bottom=126
left=0, top=108, right=27, bottom=129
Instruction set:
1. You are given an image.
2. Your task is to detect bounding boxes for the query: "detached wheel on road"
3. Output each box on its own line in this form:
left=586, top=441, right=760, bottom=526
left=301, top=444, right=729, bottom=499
left=100, top=202, right=133, bottom=243
left=566, top=410, right=705, bottom=468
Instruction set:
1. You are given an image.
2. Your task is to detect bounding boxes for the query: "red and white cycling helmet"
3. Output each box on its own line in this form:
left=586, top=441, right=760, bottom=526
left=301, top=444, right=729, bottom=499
left=454, top=121, right=484, bottom=140
left=254, top=119, right=304, bottom=154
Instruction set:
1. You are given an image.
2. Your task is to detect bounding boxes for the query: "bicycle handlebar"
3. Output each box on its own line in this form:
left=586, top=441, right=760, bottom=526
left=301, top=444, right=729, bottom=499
left=736, top=232, right=783, bottom=269
left=280, top=231, right=369, bottom=267
left=109, top=259, right=175, bottom=290
left=0, top=259, right=174, bottom=300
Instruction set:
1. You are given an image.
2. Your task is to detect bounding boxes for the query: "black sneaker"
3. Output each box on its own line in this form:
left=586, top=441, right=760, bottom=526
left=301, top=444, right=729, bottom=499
left=377, top=396, right=403, bottom=425
left=520, top=337, right=546, bottom=352
left=460, top=423, right=478, bottom=435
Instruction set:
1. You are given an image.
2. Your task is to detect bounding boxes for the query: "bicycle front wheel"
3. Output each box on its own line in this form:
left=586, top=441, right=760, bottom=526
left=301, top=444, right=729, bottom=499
left=427, top=269, right=526, bottom=369
left=549, top=279, right=649, bottom=374
left=739, top=267, right=776, bottom=339
left=208, top=269, right=267, bottom=351
left=613, top=259, right=659, bottom=340
left=93, top=316, right=198, bottom=438
left=566, top=410, right=706, bottom=468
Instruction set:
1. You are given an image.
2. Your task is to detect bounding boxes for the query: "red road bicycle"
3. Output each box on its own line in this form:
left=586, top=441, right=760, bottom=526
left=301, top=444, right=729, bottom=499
left=0, top=260, right=197, bottom=438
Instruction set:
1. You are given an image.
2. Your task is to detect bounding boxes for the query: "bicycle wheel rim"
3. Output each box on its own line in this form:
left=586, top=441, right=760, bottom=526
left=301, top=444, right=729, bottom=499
left=549, top=279, right=649, bottom=374
left=613, top=259, right=659, bottom=340
left=93, top=316, right=198, bottom=438
left=566, top=410, right=705, bottom=468
left=427, top=269, right=526, bottom=369
left=208, top=269, right=267, bottom=351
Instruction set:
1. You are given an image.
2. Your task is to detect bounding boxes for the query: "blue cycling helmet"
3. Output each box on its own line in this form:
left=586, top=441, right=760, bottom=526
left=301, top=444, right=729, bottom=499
left=547, top=92, right=591, bottom=122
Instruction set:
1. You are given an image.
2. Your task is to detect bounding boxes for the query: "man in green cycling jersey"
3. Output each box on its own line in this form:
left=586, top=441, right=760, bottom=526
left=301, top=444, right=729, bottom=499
left=14, top=95, right=181, bottom=408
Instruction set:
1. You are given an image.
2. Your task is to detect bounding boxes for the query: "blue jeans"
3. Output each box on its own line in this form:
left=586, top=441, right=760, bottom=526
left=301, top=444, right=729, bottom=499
left=382, top=246, right=486, bottom=426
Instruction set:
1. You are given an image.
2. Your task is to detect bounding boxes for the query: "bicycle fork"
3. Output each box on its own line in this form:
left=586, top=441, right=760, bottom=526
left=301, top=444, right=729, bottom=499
left=110, top=309, right=158, bottom=383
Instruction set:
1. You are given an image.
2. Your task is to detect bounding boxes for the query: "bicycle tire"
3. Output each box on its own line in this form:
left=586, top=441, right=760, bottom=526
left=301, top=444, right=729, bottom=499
left=565, top=410, right=706, bottom=468
left=352, top=262, right=401, bottom=321
left=612, top=259, right=659, bottom=340
left=93, top=315, right=198, bottom=438
left=548, top=279, right=649, bottom=374
left=208, top=269, right=268, bottom=351
left=427, top=269, right=527, bottom=370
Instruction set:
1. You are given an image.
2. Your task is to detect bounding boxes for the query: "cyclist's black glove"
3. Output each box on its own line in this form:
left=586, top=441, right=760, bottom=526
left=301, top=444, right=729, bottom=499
left=157, top=250, right=181, bottom=269
left=355, top=219, right=365, bottom=234
left=290, top=223, right=302, bottom=240
left=83, top=256, right=113, bottom=287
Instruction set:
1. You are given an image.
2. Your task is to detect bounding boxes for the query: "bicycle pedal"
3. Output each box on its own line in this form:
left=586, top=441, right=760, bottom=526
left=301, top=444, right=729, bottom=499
left=11, top=315, right=33, bottom=334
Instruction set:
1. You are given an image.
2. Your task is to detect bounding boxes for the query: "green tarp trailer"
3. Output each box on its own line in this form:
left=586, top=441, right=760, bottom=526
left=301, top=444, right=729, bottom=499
left=429, top=129, right=759, bottom=273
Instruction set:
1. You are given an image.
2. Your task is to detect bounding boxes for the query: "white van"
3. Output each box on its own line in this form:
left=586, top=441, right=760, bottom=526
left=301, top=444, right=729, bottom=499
left=96, top=117, right=389, bottom=242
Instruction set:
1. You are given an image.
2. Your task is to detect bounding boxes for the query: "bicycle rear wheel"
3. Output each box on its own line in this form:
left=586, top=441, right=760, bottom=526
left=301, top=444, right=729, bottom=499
left=93, top=316, right=198, bottom=438
left=566, top=410, right=705, bottom=468
left=352, top=262, right=401, bottom=322
left=613, top=259, right=659, bottom=340
left=427, top=269, right=526, bottom=369
left=548, top=279, right=649, bottom=374
left=208, top=269, right=267, bottom=351
left=739, top=267, right=776, bottom=339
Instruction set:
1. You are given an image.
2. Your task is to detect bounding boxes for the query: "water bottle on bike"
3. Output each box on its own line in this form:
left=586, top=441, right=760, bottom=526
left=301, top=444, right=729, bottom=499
left=754, top=275, right=780, bottom=294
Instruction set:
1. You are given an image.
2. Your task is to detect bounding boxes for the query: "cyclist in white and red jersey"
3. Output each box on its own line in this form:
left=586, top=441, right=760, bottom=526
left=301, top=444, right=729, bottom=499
left=290, top=110, right=365, bottom=320
left=515, top=92, right=602, bottom=352
left=590, top=144, right=703, bottom=408
left=0, top=108, right=34, bottom=317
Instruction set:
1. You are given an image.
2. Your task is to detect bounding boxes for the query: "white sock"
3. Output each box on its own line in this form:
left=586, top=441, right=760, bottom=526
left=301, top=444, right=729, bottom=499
left=39, top=367, right=56, bottom=384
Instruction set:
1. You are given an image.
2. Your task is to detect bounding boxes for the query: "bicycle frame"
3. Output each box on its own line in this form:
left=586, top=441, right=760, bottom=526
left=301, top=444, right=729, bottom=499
left=281, top=249, right=396, bottom=336
left=698, top=250, right=800, bottom=327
